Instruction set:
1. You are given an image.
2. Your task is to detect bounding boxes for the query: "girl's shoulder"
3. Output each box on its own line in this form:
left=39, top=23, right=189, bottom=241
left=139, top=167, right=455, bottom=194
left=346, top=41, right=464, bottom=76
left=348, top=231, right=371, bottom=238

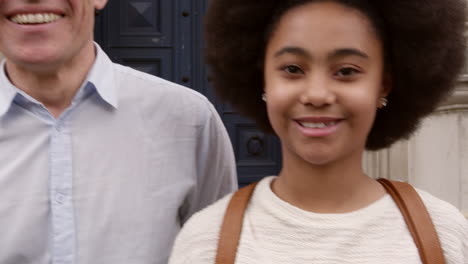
left=415, top=188, right=467, bottom=263
left=416, top=188, right=467, bottom=230
left=182, top=191, right=234, bottom=237
left=169, top=177, right=274, bottom=264
left=168, top=192, right=234, bottom=264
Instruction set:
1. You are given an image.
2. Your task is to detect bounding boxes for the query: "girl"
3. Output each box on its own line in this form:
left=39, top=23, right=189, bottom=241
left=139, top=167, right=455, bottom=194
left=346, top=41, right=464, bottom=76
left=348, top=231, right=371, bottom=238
left=169, top=0, right=467, bottom=263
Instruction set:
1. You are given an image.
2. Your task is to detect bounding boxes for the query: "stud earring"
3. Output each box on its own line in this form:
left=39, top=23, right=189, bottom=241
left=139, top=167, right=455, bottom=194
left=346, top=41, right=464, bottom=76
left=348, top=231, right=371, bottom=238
left=262, top=93, right=267, bottom=102
left=379, top=97, right=388, bottom=108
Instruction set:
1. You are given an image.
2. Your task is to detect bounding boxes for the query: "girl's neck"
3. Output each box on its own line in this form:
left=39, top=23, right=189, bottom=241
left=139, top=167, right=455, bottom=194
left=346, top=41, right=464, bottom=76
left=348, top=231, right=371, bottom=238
left=272, top=152, right=386, bottom=214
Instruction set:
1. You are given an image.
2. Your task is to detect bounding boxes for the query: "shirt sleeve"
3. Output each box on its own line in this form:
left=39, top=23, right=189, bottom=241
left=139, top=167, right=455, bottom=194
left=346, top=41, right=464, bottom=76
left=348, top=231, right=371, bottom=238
left=179, top=101, right=238, bottom=224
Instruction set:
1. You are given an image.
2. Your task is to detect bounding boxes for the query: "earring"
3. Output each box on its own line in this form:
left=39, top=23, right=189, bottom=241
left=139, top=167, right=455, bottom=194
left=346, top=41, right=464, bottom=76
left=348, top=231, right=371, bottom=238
left=379, top=97, right=388, bottom=108
left=262, top=93, right=267, bottom=102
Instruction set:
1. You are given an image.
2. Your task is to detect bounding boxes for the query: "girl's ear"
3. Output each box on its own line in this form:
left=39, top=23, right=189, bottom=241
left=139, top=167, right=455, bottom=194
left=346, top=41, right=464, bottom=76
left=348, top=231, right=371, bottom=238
left=381, top=72, right=392, bottom=98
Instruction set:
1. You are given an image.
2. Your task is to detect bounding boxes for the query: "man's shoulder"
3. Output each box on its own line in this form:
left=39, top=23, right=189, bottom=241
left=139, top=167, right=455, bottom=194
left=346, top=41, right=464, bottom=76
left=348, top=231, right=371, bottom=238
left=110, top=62, right=217, bottom=120
left=111, top=62, right=209, bottom=106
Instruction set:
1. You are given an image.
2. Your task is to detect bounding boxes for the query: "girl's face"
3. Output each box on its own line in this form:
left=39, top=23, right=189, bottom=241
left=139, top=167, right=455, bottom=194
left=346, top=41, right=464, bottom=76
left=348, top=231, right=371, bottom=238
left=264, top=1, right=389, bottom=167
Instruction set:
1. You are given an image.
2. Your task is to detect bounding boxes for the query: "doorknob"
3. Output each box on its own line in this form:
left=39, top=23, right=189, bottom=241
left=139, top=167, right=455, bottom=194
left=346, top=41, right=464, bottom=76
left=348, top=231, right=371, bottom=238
left=247, top=136, right=264, bottom=156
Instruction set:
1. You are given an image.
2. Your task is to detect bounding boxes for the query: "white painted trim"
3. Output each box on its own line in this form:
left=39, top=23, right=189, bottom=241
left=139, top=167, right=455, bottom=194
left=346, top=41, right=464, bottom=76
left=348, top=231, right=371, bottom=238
left=438, top=84, right=468, bottom=111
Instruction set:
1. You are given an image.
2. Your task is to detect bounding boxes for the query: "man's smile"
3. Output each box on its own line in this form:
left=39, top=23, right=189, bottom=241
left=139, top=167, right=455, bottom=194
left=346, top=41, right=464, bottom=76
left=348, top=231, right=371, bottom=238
left=9, top=13, right=64, bottom=25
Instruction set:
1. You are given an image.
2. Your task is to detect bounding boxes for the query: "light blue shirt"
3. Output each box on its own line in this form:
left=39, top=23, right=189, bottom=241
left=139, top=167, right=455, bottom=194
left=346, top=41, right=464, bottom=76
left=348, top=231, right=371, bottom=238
left=0, top=44, right=237, bottom=264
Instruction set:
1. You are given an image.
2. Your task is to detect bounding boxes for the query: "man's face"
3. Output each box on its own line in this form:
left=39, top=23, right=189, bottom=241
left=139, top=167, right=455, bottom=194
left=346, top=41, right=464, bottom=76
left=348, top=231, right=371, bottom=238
left=0, top=0, right=108, bottom=72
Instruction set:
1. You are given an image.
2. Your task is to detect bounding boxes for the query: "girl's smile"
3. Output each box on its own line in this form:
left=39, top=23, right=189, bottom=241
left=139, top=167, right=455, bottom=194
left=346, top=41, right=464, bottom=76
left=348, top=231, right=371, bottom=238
left=294, top=116, right=343, bottom=137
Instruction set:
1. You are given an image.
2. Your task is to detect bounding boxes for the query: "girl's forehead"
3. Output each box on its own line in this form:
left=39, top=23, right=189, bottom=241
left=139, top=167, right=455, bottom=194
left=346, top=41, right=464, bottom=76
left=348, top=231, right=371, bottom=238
left=267, top=1, right=383, bottom=57
left=278, top=2, right=375, bottom=30
left=270, top=1, right=383, bottom=42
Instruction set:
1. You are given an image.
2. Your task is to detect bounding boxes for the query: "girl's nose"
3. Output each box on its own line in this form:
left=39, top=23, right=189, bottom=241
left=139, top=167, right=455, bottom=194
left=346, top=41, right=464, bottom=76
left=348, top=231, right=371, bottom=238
left=299, top=77, right=336, bottom=107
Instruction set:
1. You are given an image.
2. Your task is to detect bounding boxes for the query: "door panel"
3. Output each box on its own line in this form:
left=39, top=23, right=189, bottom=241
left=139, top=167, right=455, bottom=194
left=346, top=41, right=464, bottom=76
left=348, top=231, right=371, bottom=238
left=108, top=0, right=173, bottom=48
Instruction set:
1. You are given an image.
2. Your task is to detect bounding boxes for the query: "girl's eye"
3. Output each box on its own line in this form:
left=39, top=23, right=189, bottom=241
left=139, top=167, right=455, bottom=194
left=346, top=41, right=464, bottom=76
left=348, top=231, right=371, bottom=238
left=282, top=65, right=304, bottom=75
left=335, top=67, right=360, bottom=78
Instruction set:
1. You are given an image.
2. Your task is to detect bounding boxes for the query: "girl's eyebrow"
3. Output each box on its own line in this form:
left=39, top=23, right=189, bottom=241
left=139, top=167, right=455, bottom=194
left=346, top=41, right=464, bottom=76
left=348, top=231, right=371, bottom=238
left=274, top=46, right=369, bottom=60
left=274, top=46, right=311, bottom=59
left=329, top=48, right=369, bottom=60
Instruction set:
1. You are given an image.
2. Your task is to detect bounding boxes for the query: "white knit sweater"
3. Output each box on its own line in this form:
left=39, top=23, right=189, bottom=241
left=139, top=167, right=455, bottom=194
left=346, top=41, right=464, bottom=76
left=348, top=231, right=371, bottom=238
left=169, top=176, right=468, bottom=264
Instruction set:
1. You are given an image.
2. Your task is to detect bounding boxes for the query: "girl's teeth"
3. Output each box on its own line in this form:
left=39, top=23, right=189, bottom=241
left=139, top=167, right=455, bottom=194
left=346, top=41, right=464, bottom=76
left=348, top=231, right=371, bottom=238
left=300, top=122, right=336, bottom=128
left=10, top=13, right=62, bottom=24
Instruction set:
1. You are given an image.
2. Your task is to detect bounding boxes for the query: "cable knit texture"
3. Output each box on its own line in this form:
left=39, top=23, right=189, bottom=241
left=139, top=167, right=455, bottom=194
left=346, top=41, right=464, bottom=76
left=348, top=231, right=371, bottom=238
left=169, top=176, right=468, bottom=264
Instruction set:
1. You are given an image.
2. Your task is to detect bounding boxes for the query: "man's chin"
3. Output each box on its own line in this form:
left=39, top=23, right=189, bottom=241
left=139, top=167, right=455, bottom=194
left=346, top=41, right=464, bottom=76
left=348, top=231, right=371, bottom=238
left=6, top=56, right=65, bottom=74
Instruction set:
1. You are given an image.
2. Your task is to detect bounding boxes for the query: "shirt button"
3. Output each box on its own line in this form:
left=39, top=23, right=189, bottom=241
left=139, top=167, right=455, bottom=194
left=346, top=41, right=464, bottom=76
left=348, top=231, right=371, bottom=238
left=55, top=193, right=65, bottom=204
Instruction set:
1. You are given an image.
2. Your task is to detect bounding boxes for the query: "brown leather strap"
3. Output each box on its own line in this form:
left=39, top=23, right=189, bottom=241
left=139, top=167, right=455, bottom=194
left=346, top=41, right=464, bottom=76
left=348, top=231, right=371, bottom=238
left=377, top=178, right=445, bottom=264
left=216, top=179, right=445, bottom=264
left=215, top=182, right=258, bottom=264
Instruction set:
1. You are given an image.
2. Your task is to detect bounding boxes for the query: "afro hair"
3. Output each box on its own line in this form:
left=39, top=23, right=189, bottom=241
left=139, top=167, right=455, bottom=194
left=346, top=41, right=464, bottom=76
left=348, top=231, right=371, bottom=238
left=204, top=0, right=467, bottom=150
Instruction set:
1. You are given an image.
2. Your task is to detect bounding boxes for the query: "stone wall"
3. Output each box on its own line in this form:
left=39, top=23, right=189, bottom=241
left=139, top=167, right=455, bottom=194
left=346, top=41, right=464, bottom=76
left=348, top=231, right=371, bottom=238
left=364, top=79, right=468, bottom=219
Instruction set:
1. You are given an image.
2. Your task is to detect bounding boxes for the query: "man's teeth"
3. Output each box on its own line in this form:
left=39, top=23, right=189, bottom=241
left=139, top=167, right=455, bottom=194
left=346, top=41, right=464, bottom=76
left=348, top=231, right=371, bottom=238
left=300, top=121, right=337, bottom=128
left=10, top=13, right=62, bottom=24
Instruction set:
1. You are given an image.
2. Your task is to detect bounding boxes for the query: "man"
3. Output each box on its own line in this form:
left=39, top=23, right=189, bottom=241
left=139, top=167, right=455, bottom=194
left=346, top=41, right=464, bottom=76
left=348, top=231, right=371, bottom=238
left=0, top=0, right=237, bottom=263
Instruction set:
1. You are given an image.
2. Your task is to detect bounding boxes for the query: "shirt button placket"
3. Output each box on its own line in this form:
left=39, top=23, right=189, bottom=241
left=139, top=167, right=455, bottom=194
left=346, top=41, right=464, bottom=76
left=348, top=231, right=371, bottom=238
left=50, top=122, right=75, bottom=264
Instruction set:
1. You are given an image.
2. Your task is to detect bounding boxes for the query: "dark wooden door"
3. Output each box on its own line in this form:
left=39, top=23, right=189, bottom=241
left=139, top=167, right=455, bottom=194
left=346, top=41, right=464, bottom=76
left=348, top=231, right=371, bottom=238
left=94, top=0, right=281, bottom=186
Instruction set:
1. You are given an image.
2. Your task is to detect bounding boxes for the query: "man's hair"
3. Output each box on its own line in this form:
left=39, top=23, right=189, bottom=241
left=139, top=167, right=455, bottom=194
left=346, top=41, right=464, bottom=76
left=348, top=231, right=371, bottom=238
left=204, top=0, right=467, bottom=150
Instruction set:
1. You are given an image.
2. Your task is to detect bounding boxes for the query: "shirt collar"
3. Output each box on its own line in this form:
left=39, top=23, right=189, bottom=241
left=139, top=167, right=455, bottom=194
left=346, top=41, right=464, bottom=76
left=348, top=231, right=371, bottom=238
left=86, top=43, right=118, bottom=109
left=0, top=60, right=19, bottom=116
left=0, top=42, right=118, bottom=117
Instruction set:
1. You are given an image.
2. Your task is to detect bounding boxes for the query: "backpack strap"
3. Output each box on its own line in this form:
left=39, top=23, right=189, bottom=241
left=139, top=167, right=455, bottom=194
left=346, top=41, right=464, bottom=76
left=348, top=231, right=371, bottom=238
left=215, top=179, right=445, bottom=264
left=215, top=182, right=258, bottom=264
left=377, top=179, right=445, bottom=264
